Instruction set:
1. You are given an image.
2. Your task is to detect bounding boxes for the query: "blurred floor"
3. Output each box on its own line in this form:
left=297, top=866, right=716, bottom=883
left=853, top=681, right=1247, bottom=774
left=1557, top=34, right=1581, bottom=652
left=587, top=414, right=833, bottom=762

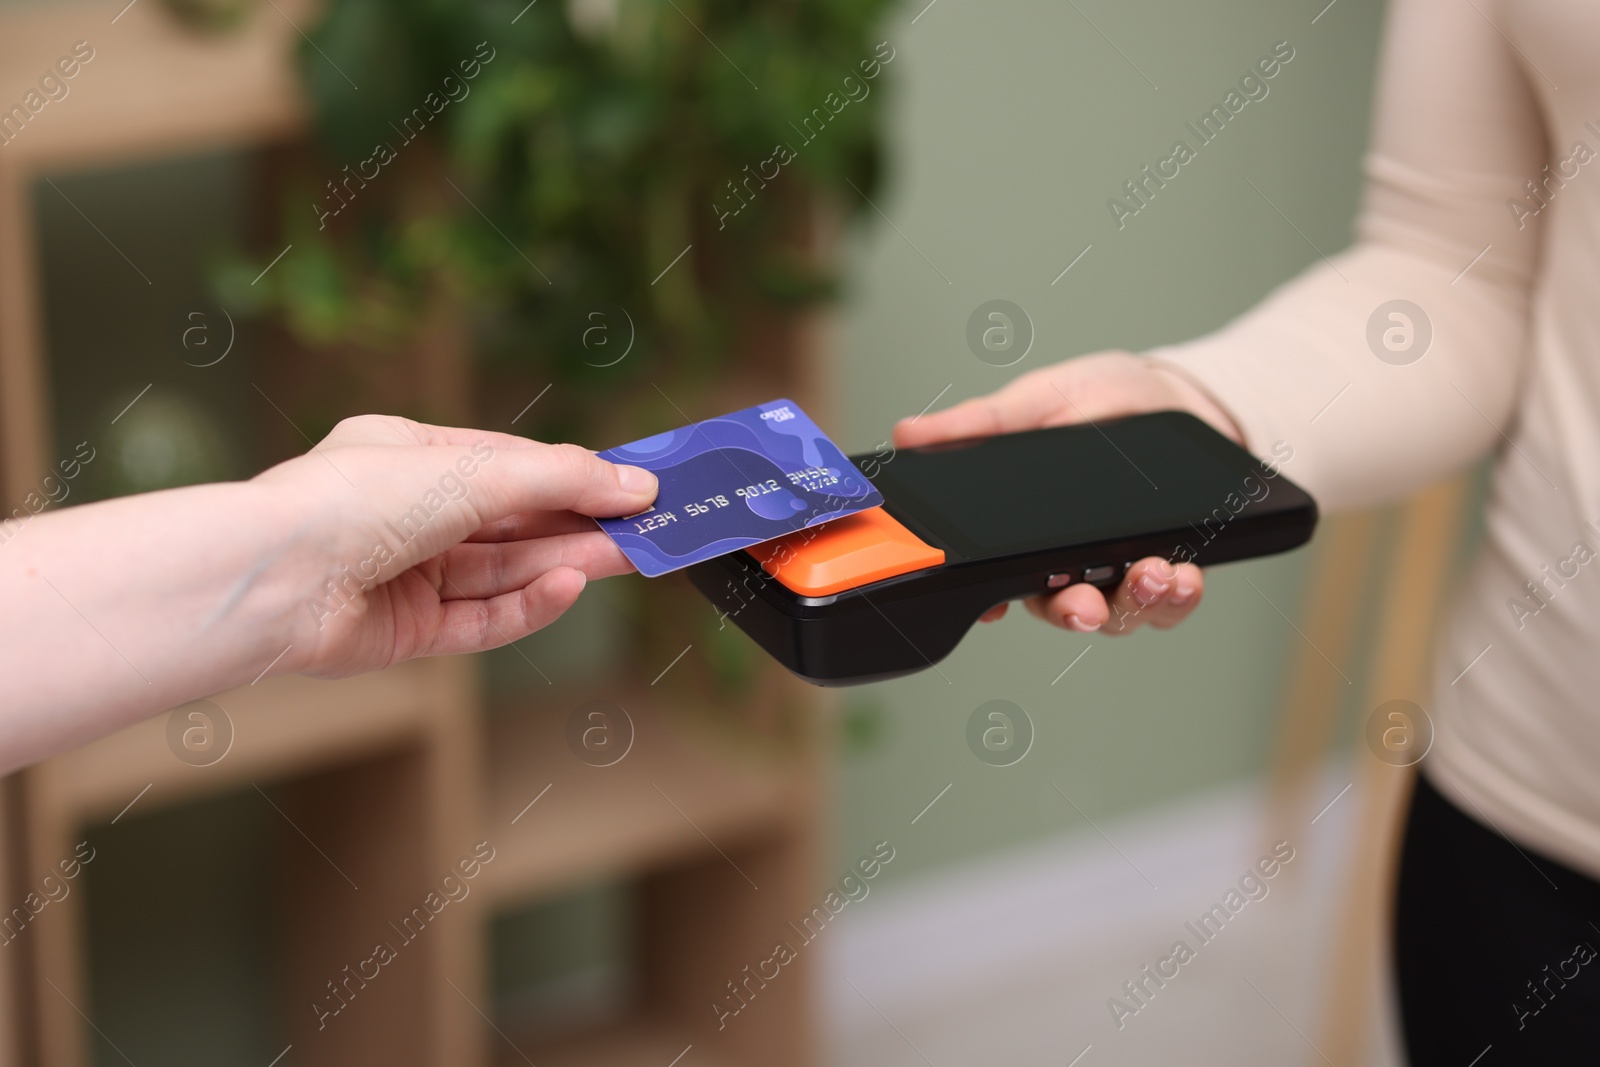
left=824, top=761, right=1405, bottom=1067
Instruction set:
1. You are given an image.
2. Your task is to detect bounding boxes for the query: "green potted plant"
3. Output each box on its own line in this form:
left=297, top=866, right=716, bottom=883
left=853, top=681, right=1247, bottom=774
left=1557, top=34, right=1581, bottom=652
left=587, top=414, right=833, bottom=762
left=225, top=0, right=899, bottom=701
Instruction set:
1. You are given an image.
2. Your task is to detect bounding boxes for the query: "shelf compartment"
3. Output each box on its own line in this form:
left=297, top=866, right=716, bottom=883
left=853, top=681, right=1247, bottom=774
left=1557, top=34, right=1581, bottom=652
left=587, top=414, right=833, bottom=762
left=480, top=686, right=809, bottom=907
left=28, top=657, right=465, bottom=828
left=498, top=1016, right=724, bottom=1067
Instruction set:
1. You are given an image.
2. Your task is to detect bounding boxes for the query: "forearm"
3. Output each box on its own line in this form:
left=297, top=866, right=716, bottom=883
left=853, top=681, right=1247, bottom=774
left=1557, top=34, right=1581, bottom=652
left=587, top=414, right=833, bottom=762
left=1147, top=239, right=1531, bottom=511
left=1148, top=0, right=1544, bottom=512
left=0, top=415, right=659, bottom=774
left=0, top=478, right=316, bottom=768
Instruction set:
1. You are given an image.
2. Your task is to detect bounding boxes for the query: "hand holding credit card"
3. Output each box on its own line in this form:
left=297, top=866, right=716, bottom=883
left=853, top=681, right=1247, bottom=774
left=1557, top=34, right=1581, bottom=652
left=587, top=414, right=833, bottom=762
left=594, top=399, right=883, bottom=576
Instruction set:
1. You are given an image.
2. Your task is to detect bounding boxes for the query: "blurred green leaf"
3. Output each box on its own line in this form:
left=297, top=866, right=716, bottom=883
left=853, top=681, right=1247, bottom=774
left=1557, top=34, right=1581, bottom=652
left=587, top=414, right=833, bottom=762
left=841, top=698, right=887, bottom=757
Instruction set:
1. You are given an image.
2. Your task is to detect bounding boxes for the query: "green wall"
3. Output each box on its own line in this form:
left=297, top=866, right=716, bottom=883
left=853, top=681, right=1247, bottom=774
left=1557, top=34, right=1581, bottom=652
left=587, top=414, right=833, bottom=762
left=830, top=0, right=1387, bottom=882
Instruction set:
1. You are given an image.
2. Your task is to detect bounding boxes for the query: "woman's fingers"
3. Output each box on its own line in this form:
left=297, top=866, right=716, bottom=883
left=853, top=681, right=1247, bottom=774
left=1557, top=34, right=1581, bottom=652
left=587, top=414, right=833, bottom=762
left=434, top=530, right=633, bottom=601
left=262, top=434, right=655, bottom=578
left=350, top=441, right=655, bottom=569
left=1016, top=557, right=1205, bottom=635
left=895, top=394, right=1028, bottom=448
left=317, top=413, right=546, bottom=454
left=1025, top=582, right=1111, bottom=631
left=420, top=566, right=592, bottom=658
left=890, top=352, right=1246, bottom=454
left=318, top=414, right=659, bottom=524
left=401, top=422, right=551, bottom=453
left=892, top=353, right=1166, bottom=450
left=893, top=369, right=1070, bottom=448
left=463, top=509, right=602, bottom=543
left=470, top=442, right=657, bottom=521
left=1100, top=558, right=1205, bottom=633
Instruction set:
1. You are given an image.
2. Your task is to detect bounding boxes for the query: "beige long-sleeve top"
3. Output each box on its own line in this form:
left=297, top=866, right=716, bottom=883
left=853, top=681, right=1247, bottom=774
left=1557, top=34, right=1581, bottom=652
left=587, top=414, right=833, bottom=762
left=1148, top=0, right=1600, bottom=878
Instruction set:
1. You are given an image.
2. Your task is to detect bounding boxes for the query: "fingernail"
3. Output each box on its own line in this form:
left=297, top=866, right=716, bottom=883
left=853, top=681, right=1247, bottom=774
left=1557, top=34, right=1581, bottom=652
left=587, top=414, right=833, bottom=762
left=1064, top=613, right=1102, bottom=633
left=1134, top=573, right=1169, bottom=603
left=1170, top=578, right=1196, bottom=605
left=617, top=465, right=657, bottom=494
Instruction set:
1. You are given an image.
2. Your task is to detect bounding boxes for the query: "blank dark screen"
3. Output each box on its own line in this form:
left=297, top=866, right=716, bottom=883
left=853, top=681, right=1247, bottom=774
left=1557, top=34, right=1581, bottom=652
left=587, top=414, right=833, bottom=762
left=868, top=414, right=1277, bottom=559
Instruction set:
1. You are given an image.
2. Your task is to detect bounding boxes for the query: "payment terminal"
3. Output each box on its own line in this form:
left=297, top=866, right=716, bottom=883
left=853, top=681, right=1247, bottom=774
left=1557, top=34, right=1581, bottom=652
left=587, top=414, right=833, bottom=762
left=687, top=411, right=1317, bottom=686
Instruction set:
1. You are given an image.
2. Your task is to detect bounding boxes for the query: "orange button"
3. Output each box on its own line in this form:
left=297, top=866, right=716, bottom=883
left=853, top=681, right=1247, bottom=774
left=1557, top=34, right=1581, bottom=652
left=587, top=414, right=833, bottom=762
left=746, top=507, right=946, bottom=596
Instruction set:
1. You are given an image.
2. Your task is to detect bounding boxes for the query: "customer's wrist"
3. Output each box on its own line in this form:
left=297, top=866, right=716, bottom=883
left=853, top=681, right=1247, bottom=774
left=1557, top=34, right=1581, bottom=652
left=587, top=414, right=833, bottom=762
left=245, top=458, right=356, bottom=677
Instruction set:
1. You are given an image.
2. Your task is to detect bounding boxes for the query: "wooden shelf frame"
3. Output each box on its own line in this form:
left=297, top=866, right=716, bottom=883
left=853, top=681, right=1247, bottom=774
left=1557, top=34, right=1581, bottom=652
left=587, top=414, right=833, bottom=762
left=0, top=0, right=311, bottom=508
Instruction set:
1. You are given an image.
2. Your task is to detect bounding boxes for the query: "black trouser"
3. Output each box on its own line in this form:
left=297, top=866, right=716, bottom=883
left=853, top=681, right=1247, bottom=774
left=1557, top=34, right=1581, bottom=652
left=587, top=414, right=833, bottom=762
left=1395, top=771, right=1600, bottom=1064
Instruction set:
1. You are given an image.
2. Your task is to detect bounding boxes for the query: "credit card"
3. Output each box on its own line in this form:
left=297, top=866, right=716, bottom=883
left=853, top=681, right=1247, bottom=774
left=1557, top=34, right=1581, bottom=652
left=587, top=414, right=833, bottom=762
left=595, top=399, right=884, bottom=577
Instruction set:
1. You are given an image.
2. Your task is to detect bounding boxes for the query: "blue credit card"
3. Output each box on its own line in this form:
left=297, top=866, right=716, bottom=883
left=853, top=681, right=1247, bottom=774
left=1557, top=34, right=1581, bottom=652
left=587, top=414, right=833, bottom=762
left=595, top=399, right=884, bottom=577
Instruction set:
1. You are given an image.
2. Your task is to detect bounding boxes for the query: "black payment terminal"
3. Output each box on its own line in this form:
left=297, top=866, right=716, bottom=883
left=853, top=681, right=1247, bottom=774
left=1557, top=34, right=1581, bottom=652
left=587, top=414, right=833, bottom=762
left=687, top=411, right=1317, bottom=686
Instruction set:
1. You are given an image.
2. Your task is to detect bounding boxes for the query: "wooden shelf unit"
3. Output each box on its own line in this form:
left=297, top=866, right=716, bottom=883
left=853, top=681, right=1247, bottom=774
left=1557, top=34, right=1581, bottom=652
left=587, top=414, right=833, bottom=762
left=19, top=660, right=486, bottom=1067
left=0, top=2, right=831, bottom=1066
left=0, top=0, right=311, bottom=501
left=483, top=683, right=824, bottom=1067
